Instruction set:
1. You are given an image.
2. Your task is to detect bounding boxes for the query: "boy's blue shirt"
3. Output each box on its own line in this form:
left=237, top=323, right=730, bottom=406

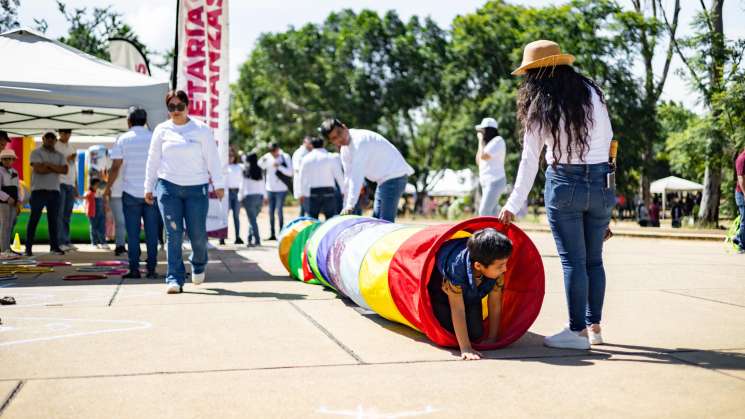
left=435, top=238, right=497, bottom=302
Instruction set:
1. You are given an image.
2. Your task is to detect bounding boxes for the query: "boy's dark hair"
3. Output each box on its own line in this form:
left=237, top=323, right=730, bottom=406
left=311, top=137, right=324, bottom=148
left=269, top=142, right=280, bottom=151
left=0, top=130, right=8, bottom=140
left=467, top=228, right=513, bottom=266
left=318, top=118, right=344, bottom=139
left=57, top=128, right=72, bottom=134
left=42, top=132, right=57, bottom=141
left=90, top=178, right=101, bottom=188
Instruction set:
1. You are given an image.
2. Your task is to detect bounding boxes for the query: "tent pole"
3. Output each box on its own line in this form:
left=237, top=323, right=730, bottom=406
left=171, top=0, right=180, bottom=90
left=662, top=191, right=667, bottom=220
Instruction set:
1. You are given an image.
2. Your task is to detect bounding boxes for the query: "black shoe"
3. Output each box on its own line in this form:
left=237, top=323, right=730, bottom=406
left=114, top=246, right=127, bottom=256
left=50, top=248, right=65, bottom=256
left=146, top=271, right=160, bottom=279
left=122, top=271, right=141, bottom=279
left=235, top=237, right=244, bottom=245
left=24, top=250, right=33, bottom=257
left=266, top=236, right=277, bottom=241
left=219, top=239, right=225, bottom=245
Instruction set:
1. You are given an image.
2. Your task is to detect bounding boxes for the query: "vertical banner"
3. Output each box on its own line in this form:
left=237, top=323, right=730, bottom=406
left=108, top=38, right=151, bottom=75
left=176, top=0, right=230, bottom=238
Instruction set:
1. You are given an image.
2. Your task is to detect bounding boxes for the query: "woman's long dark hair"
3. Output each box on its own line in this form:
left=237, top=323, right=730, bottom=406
left=244, top=152, right=263, bottom=181
left=517, top=65, right=604, bottom=163
left=481, top=126, right=499, bottom=145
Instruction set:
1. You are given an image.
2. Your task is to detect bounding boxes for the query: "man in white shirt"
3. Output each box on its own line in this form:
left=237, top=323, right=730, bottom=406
left=55, top=128, right=78, bottom=251
left=319, top=118, right=414, bottom=222
left=258, top=143, right=292, bottom=240
left=292, top=137, right=312, bottom=217
left=105, top=107, right=160, bottom=279
left=299, top=137, right=344, bottom=220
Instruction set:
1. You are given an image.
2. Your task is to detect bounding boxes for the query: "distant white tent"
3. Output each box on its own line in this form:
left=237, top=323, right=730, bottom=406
left=425, top=169, right=478, bottom=197
left=650, top=176, right=704, bottom=217
left=0, top=28, right=168, bottom=136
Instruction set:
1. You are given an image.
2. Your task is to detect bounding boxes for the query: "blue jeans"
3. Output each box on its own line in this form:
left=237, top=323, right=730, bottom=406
left=267, top=191, right=286, bottom=237
left=373, top=175, right=408, bottom=222
left=545, top=163, right=614, bottom=332
left=308, top=187, right=339, bottom=220
left=736, top=191, right=745, bottom=250
left=156, top=179, right=209, bottom=286
left=109, top=197, right=126, bottom=247
left=479, top=178, right=507, bottom=216
left=123, top=192, right=160, bottom=273
left=88, top=198, right=106, bottom=245
left=58, top=183, right=76, bottom=246
left=228, top=189, right=241, bottom=240
left=242, top=194, right=263, bottom=245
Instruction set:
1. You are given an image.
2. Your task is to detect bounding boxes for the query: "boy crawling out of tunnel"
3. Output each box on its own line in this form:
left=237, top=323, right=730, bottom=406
left=429, top=228, right=513, bottom=360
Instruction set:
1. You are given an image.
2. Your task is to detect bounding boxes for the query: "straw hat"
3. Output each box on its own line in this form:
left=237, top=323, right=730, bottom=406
left=512, top=40, right=575, bottom=76
left=0, top=149, right=17, bottom=160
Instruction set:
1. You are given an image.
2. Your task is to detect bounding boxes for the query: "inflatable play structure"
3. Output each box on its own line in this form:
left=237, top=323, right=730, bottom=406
left=278, top=215, right=545, bottom=350
left=8, top=137, right=111, bottom=243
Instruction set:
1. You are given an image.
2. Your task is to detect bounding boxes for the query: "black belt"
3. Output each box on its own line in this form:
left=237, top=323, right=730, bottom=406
left=229, top=188, right=239, bottom=193
left=310, top=187, right=336, bottom=195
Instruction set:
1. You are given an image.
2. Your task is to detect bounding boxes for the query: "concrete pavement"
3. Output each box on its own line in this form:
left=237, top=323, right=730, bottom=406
left=0, top=215, right=744, bottom=418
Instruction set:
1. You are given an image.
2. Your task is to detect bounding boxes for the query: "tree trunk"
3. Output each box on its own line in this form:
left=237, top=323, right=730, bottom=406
left=698, top=0, right=725, bottom=225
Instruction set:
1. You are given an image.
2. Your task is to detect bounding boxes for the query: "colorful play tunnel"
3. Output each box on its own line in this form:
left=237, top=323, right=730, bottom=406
left=277, top=215, right=545, bottom=350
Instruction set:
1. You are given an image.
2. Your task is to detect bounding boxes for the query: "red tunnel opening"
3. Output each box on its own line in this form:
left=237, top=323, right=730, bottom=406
left=388, top=217, right=545, bottom=350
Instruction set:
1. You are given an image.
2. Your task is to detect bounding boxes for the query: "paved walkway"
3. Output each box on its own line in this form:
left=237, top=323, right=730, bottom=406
left=0, top=213, right=743, bottom=418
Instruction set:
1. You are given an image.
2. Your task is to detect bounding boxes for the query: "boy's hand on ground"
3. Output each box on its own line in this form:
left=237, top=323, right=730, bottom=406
left=461, top=349, right=482, bottom=361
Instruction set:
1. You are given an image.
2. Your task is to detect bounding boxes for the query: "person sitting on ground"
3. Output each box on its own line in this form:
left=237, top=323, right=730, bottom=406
left=430, top=228, right=512, bottom=360
left=0, top=149, right=20, bottom=255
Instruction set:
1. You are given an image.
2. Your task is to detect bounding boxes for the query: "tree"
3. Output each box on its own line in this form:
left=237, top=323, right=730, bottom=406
left=617, top=0, right=681, bottom=205
left=0, top=0, right=20, bottom=33
left=659, top=0, right=730, bottom=224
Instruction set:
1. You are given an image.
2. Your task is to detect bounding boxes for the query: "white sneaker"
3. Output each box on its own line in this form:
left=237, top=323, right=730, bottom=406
left=94, top=244, right=102, bottom=249
left=100, top=244, right=111, bottom=250
left=544, top=327, right=590, bottom=350
left=191, top=271, right=205, bottom=285
left=166, top=283, right=182, bottom=294
left=60, top=244, right=70, bottom=251
left=588, top=329, right=604, bottom=345
left=68, top=244, right=78, bottom=251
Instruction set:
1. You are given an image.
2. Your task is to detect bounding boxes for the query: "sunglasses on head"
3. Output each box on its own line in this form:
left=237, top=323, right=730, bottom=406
left=167, top=102, right=187, bottom=112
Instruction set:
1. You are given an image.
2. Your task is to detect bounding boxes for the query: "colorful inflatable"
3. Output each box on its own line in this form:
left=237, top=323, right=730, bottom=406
left=277, top=215, right=545, bottom=350
left=8, top=137, right=110, bottom=243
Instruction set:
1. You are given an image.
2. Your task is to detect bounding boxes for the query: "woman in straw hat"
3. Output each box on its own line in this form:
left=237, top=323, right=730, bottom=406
left=0, top=148, right=20, bottom=255
left=499, top=40, right=614, bottom=350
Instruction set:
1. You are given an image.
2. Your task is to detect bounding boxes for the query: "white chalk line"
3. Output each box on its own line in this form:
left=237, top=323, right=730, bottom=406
left=0, top=316, right=152, bottom=347
left=1, top=291, right=161, bottom=308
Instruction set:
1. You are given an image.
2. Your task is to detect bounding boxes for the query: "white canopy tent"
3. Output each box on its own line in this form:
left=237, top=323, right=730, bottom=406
left=425, top=169, right=478, bottom=197
left=650, top=175, right=704, bottom=217
left=0, top=28, right=168, bottom=136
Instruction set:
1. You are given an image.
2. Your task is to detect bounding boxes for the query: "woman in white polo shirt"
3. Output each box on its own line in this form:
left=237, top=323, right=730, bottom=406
left=144, top=90, right=225, bottom=294
left=475, top=118, right=507, bottom=216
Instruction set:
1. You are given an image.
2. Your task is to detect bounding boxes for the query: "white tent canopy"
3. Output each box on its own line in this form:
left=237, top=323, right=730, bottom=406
left=651, top=176, right=703, bottom=194
left=0, top=28, right=168, bottom=136
left=650, top=176, right=703, bottom=218
left=425, top=169, right=478, bottom=197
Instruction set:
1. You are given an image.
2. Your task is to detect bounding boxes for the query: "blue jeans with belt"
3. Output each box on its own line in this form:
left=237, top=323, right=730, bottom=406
left=308, top=187, right=339, bottom=220
left=736, top=191, right=745, bottom=250
left=156, top=179, right=209, bottom=286
left=373, top=175, right=408, bottom=222
left=545, top=163, right=614, bottom=332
